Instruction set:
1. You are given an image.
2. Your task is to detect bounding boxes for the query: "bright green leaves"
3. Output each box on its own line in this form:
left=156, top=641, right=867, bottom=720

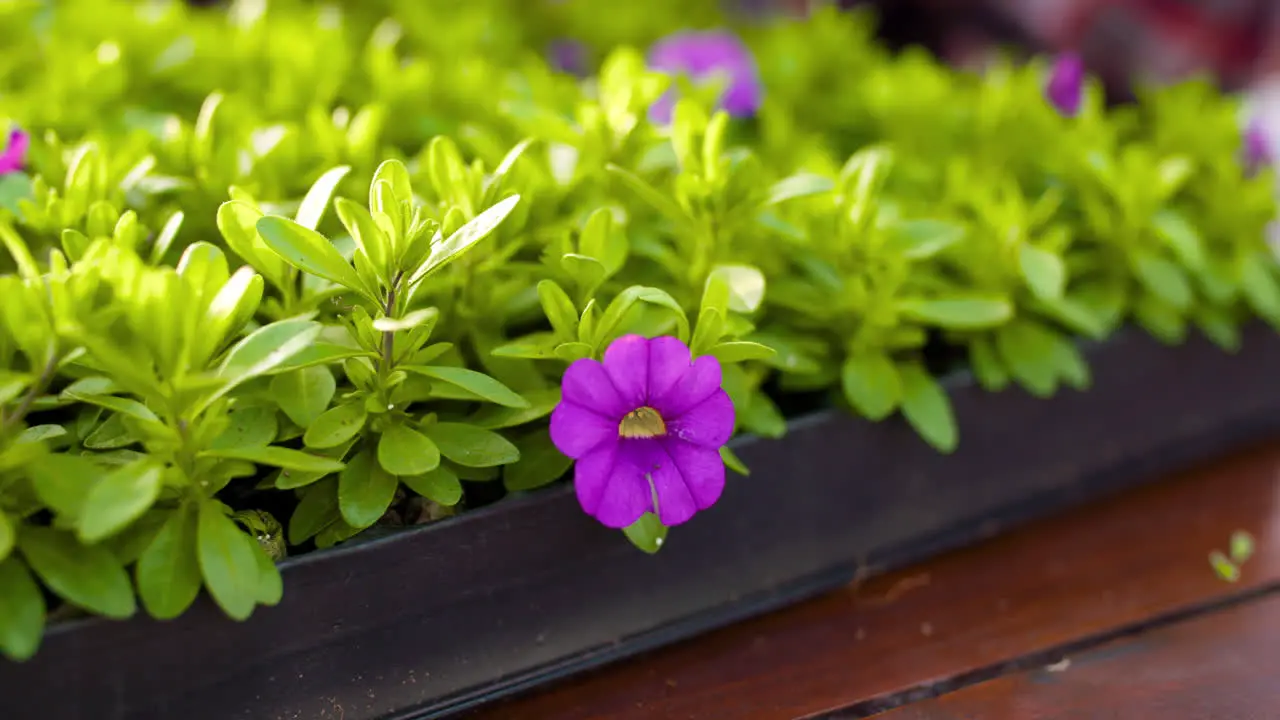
left=0, top=557, right=45, bottom=661
left=19, top=526, right=136, bottom=619
left=422, top=422, right=520, bottom=468
left=256, top=215, right=370, bottom=296
left=898, top=364, right=958, bottom=454
left=196, top=502, right=267, bottom=621
left=377, top=423, right=441, bottom=476
left=407, top=194, right=522, bottom=288
left=271, top=366, right=337, bottom=428
left=623, top=513, right=668, bottom=554
left=402, top=366, right=528, bottom=408
left=896, top=296, right=1014, bottom=330
left=304, top=403, right=367, bottom=449
left=338, top=450, right=398, bottom=529
left=78, top=461, right=164, bottom=543
left=135, top=506, right=202, bottom=620
left=840, top=354, right=901, bottom=421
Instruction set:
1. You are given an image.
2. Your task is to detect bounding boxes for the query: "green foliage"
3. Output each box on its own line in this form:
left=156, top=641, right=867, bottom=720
left=0, top=0, right=1276, bottom=657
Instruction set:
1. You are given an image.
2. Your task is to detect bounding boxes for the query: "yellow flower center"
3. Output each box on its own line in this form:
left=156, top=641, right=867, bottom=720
left=618, top=406, right=667, bottom=439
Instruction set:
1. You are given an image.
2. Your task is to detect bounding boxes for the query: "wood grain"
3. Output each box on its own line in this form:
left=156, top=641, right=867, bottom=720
left=872, top=591, right=1280, bottom=720
left=471, top=443, right=1280, bottom=720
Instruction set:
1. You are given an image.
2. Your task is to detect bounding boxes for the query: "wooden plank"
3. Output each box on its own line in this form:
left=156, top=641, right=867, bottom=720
left=471, top=443, right=1280, bottom=720
left=872, top=590, right=1280, bottom=720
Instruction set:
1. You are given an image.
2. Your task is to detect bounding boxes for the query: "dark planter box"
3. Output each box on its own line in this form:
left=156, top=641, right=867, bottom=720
left=4, top=325, right=1280, bottom=720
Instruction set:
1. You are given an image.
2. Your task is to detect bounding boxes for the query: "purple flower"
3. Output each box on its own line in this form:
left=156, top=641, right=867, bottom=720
left=1244, top=119, right=1271, bottom=175
left=0, top=128, right=29, bottom=174
left=549, top=39, right=588, bottom=76
left=1045, top=52, right=1084, bottom=117
left=646, top=30, right=763, bottom=125
left=550, top=334, right=735, bottom=529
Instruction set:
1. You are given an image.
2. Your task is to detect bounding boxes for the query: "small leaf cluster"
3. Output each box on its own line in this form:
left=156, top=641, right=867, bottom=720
left=0, top=0, right=1276, bottom=659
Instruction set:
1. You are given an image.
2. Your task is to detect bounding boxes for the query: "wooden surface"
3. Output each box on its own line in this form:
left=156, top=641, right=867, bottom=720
left=470, top=442, right=1280, bottom=720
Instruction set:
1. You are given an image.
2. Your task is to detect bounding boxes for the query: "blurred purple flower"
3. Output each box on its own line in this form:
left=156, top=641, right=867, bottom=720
left=550, top=335, right=735, bottom=529
left=1046, top=52, right=1084, bottom=117
left=0, top=128, right=29, bottom=174
left=1244, top=119, right=1271, bottom=175
left=549, top=39, right=588, bottom=76
left=647, top=30, right=762, bottom=125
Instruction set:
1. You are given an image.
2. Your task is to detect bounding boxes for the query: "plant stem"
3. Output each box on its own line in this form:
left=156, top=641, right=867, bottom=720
left=381, top=272, right=404, bottom=372
left=0, top=351, right=58, bottom=438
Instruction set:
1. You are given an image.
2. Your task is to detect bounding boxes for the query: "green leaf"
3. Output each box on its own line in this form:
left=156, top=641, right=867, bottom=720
left=303, top=402, right=368, bottom=449
left=64, top=392, right=160, bottom=423
left=969, top=337, right=1010, bottom=392
left=887, top=220, right=967, bottom=259
left=408, top=194, right=522, bottom=287
left=623, top=513, right=668, bottom=554
left=20, top=526, right=136, bottom=618
left=270, top=366, right=336, bottom=428
left=605, top=164, right=693, bottom=229
left=841, top=354, right=902, bottom=421
left=334, top=197, right=391, bottom=279
left=295, top=165, right=352, bottom=231
left=338, top=450, right=398, bottom=529
left=196, top=502, right=260, bottom=621
left=764, top=173, right=834, bottom=205
left=377, top=424, right=441, bottom=476
left=0, top=557, right=44, bottom=661
left=467, top=388, right=560, bottom=429
left=1151, top=209, right=1205, bottom=270
left=214, top=319, right=323, bottom=401
left=210, top=405, right=278, bottom=451
left=77, top=462, right=164, bottom=543
left=135, top=506, right=202, bottom=620
left=252, top=542, right=283, bottom=606
left=720, top=446, right=750, bottom=476
left=502, top=430, right=573, bottom=492
left=706, top=265, right=766, bottom=314
left=994, top=321, right=1061, bottom=397
left=256, top=215, right=367, bottom=292
left=897, top=296, right=1013, bottom=330
left=287, top=478, right=340, bottom=545
left=1209, top=550, right=1240, bottom=583
left=203, top=446, right=345, bottom=473
left=898, top=364, right=958, bottom=453
left=537, top=280, right=579, bottom=338
left=403, top=365, right=529, bottom=408
left=372, top=308, right=439, bottom=332
left=27, top=453, right=106, bottom=519
left=710, top=341, right=776, bottom=364
left=423, top=422, right=521, bottom=467
left=1240, top=260, right=1280, bottom=326
left=1018, top=245, right=1065, bottom=300
left=402, top=466, right=463, bottom=506
left=0, top=514, right=12, bottom=564
left=561, top=253, right=607, bottom=293
left=1132, top=252, right=1192, bottom=310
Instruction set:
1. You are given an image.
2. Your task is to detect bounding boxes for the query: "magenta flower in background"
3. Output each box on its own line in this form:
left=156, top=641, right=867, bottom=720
left=646, top=30, right=763, bottom=125
left=551, top=335, right=735, bottom=529
left=0, top=128, right=29, bottom=174
left=1244, top=119, right=1271, bottom=175
left=1046, top=52, right=1085, bottom=117
left=549, top=39, right=588, bottom=76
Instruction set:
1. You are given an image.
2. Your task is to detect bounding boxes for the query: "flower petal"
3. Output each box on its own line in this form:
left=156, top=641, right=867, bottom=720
left=663, top=438, right=726, bottom=512
left=575, top=443, right=651, bottom=529
left=550, top=401, right=618, bottom=459
left=602, top=334, right=650, bottom=408
left=650, top=354, right=723, bottom=417
left=561, top=357, right=628, bottom=418
left=667, top=389, right=735, bottom=448
left=647, top=335, right=692, bottom=402
left=624, top=439, right=696, bottom=527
